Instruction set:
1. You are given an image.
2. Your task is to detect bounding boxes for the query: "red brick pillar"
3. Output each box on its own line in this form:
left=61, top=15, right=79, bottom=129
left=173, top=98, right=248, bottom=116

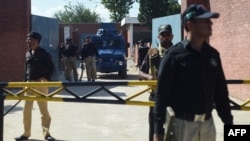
left=0, top=0, right=31, bottom=81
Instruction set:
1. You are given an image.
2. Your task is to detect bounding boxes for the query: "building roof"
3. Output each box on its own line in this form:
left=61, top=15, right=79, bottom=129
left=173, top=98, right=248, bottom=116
left=121, top=17, right=140, bottom=26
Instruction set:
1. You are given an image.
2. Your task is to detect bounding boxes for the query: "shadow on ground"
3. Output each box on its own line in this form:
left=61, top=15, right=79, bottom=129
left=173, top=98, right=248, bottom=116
left=4, top=103, right=23, bottom=115
left=97, top=73, right=138, bottom=80
left=29, top=139, right=67, bottom=141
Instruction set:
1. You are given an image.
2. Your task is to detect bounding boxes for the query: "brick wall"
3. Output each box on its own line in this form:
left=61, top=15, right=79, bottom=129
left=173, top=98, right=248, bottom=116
left=0, top=0, right=31, bottom=81
left=183, top=0, right=250, bottom=100
left=211, top=1, right=250, bottom=100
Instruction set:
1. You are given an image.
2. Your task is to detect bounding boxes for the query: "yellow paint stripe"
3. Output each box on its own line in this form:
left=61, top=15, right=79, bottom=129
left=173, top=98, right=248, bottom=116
left=48, top=87, right=64, bottom=97
left=242, top=80, right=250, bottom=84
left=127, top=80, right=157, bottom=86
left=126, top=87, right=152, bottom=101
left=126, top=101, right=154, bottom=106
left=6, top=82, right=63, bottom=87
left=241, top=107, right=250, bottom=111
left=241, top=99, right=250, bottom=106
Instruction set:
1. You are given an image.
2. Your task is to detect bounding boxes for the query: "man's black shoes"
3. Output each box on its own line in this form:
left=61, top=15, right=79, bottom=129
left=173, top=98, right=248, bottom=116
left=15, top=135, right=56, bottom=141
left=45, top=135, right=56, bottom=141
left=14, top=135, right=29, bottom=141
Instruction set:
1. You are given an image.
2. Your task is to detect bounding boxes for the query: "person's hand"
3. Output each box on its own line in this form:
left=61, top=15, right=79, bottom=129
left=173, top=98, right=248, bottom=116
left=153, top=134, right=164, bottom=141
left=138, top=71, right=156, bottom=80
left=148, top=48, right=159, bottom=57
left=150, top=75, right=157, bottom=80
left=146, top=74, right=155, bottom=80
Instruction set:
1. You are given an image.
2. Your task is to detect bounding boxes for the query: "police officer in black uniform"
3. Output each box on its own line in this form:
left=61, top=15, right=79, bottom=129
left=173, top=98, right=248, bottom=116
left=63, top=37, right=78, bottom=82
left=80, top=36, right=100, bottom=82
left=137, top=39, right=149, bottom=69
left=154, top=4, right=233, bottom=141
left=138, top=24, right=173, bottom=141
left=15, top=31, right=56, bottom=141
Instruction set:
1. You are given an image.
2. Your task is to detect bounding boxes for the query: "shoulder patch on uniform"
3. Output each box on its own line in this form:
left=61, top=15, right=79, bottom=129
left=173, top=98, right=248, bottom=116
left=210, top=58, right=218, bottom=67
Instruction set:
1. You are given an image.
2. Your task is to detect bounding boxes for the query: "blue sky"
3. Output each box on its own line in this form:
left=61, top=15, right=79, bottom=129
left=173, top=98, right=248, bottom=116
left=31, top=0, right=139, bottom=22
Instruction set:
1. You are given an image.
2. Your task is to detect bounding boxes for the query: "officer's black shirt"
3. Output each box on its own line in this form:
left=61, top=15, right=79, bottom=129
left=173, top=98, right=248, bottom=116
left=25, top=47, right=55, bottom=81
left=139, top=53, right=161, bottom=101
left=154, top=40, right=233, bottom=134
left=139, top=45, right=172, bottom=101
left=63, top=44, right=78, bottom=58
left=138, top=46, right=149, bottom=68
left=81, top=42, right=100, bottom=60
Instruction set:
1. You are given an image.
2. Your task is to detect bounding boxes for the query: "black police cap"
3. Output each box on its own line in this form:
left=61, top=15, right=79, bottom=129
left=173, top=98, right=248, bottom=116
left=182, top=4, right=219, bottom=23
left=27, top=31, right=42, bottom=41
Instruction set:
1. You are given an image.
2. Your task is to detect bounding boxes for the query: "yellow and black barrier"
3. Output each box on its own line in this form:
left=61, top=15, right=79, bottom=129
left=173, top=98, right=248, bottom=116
left=1, top=80, right=250, bottom=109
left=227, top=80, right=250, bottom=84
left=0, top=81, right=156, bottom=107
left=0, top=80, right=156, bottom=141
left=226, top=80, right=250, bottom=111
left=0, top=80, right=250, bottom=140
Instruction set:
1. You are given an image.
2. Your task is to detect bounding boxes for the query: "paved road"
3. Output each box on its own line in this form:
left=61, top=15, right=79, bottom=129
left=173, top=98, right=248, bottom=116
left=3, top=58, right=250, bottom=141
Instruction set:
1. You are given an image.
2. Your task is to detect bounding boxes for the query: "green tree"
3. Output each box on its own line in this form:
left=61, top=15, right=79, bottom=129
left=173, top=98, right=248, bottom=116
left=138, top=0, right=180, bottom=28
left=101, top=0, right=134, bottom=23
left=53, top=2, right=101, bottom=23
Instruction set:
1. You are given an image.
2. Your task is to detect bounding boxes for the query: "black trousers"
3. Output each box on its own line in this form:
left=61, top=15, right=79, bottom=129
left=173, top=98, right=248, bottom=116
left=149, top=106, right=154, bottom=141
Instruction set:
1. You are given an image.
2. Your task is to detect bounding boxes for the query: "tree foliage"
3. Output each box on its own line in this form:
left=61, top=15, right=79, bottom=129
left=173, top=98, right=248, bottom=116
left=138, top=0, right=181, bottom=28
left=101, top=0, right=134, bottom=23
left=53, top=2, right=101, bottom=24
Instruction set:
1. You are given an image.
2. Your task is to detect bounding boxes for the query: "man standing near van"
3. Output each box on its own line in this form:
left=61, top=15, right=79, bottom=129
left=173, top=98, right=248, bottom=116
left=81, top=36, right=100, bottom=82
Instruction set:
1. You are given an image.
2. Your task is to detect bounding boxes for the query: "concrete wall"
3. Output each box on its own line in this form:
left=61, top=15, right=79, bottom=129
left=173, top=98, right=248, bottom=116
left=0, top=0, right=31, bottom=81
left=183, top=0, right=250, bottom=100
